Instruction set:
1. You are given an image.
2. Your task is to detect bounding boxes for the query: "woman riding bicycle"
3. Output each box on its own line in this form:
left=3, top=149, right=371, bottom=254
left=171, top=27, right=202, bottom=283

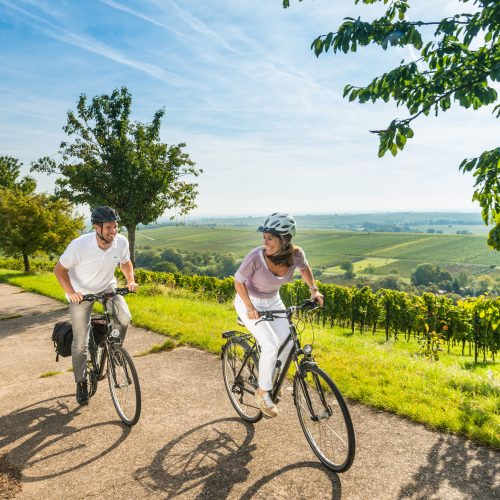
left=233, top=212, right=324, bottom=418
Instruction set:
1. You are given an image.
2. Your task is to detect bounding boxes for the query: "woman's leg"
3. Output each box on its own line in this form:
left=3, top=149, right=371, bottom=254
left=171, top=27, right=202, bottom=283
left=234, top=294, right=291, bottom=391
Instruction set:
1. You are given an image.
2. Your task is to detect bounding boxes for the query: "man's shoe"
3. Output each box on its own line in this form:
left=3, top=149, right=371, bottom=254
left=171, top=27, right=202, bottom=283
left=255, top=391, right=278, bottom=418
left=76, top=382, right=89, bottom=406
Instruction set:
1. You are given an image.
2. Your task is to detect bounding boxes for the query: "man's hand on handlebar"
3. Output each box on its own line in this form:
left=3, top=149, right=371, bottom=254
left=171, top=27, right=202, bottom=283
left=68, top=291, right=84, bottom=303
left=127, top=281, right=139, bottom=292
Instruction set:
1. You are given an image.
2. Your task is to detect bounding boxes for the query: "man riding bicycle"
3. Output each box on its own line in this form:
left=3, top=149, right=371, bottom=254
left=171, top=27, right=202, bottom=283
left=54, top=206, right=138, bottom=406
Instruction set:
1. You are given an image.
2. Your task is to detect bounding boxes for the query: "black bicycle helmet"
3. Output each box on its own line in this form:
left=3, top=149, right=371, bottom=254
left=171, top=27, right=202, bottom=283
left=91, top=206, right=121, bottom=224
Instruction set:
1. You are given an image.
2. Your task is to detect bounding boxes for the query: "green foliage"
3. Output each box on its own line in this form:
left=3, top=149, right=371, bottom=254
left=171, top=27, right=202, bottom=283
left=411, top=263, right=453, bottom=288
left=31, top=86, right=201, bottom=262
left=0, top=258, right=55, bottom=272
left=340, top=260, right=355, bottom=278
left=0, top=155, right=36, bottom=193
left=283, top=0, right=500, bottom=249
left=418, top=323, right=444, bottom=361
left=373, top=274, right=403, bottom=291
left=136, top=247, right=239, bottom=278
left=0, top=190, right=84, bottom=271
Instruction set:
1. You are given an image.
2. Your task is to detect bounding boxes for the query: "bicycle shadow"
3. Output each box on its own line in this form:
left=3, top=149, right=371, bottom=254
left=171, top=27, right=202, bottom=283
left=398, top=435, right=499, bottom=499
left=240, top=461, right=341, bottom=499
left=0, top=394, right=131, bottom=481
left=134, top=417, right=256, bottom=499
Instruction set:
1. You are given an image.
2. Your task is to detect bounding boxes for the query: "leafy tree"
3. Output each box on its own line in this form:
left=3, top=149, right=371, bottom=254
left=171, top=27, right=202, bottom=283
left=411, top=263, right=435, bottom=286
left=340, top=260, right=355, bottom=278
left=0, top=155, right=36, bottom=193
left=0, top=189, right=84, bottom=271
left=457, top=271, right=469, bottom=288
left=32, top=87, right=201, bottom=263
left=283, top=0, right=500, bottom=249
left=373, top=274, right=403, bottom=291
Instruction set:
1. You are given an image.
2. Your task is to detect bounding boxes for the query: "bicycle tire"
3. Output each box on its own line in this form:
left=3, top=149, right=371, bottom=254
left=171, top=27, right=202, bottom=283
left=222, top=338, right=262, bottom=423
left=293, top=364, right=355, bottom=472
left=107, top=344, right=141, bottom=426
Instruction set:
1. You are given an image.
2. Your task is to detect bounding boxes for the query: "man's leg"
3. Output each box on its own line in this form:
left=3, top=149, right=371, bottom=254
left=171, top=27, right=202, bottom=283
left=69, top=301, right=93, bottom=382
left=108, top=294, right=131, bottom=341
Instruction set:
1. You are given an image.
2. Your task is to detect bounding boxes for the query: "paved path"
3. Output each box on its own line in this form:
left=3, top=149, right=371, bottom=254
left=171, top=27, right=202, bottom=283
left=0, top=283, right=498, bottom=499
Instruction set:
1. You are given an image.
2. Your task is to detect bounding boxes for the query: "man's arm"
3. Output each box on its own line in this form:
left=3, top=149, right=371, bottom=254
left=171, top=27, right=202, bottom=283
left=54, top=261, right=83, bottom=303
left=120, top=261, right=138, bottom=291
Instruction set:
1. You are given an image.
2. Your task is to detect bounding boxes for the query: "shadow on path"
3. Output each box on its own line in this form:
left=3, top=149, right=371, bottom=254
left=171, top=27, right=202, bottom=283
left=398, top=435, right=499, bottom=499
left=0, top=309, right=67, bottom=341
left=240, top=461, right=341, bottom=499
left=135, top=417, right=256, bottom=499
left=0, top=395, right=131, bottom=482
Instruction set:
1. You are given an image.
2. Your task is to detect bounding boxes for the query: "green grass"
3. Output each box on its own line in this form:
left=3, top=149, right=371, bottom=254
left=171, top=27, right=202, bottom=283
left=39, top=371, right=63, bottom=378
left=137, top=338, right=178, bottom=356
left=1, top=268, right=498, bottom=448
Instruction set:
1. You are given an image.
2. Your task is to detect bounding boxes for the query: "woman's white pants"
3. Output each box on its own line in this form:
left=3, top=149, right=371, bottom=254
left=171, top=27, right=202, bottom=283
left=234, top=293, right=293, bottom=391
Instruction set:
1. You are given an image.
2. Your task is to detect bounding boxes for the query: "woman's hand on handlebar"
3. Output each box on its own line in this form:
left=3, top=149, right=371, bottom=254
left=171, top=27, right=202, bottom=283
left=310, top=289, right=324, bottom=307
left=246, top=306, right=260, bottom=320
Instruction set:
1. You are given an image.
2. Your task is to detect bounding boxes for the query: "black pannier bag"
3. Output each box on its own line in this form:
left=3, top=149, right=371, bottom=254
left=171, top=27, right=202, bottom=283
left=51, top=321, right=73, bottom=361
left=91, top=317, right=108, bottom=346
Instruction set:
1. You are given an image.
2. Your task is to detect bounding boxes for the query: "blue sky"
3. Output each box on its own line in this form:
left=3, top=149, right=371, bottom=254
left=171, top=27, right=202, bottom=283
left=0, top=0, right=498, bottom=218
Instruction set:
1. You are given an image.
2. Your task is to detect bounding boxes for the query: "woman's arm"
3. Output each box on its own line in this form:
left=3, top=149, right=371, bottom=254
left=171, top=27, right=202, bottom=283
left=299, top=266, right=324, bottom=306
left=234, top=281, right=260, bottom=320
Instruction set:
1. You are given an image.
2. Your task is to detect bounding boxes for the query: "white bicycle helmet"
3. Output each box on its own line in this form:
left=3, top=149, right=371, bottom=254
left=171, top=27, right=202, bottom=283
left=257, top=212, right=297, bottom=238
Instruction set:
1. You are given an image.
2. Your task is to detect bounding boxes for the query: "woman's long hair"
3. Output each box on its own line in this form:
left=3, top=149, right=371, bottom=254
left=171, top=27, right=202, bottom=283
left=267, top=234, right=300, bottom=267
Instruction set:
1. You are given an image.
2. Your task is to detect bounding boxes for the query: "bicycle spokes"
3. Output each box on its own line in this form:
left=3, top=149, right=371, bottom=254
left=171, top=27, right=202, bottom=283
left=294, top=365, right=355, bottom=472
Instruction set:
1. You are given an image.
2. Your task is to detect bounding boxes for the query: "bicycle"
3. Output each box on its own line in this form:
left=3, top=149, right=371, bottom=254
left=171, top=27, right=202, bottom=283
left=221, top=299, right=355, bottom=472
left=81, top=287, right=141, bottom=426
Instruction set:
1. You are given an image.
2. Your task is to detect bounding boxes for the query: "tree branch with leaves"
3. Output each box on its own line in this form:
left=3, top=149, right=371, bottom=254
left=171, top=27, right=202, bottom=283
left=283, top=0, right=499, bottom=249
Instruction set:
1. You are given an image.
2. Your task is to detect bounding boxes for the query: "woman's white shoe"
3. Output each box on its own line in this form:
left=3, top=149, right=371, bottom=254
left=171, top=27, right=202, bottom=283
left=255, top=391, right=278, bottom=418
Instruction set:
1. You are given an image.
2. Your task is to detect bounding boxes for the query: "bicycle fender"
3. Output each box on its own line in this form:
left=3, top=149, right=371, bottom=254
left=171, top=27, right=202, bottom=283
left=297, top=360, right=318, bottom=377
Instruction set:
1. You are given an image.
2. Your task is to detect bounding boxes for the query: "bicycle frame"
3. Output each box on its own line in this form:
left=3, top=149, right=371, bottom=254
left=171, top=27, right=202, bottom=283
left=263, top=310, right=317, bottom=411
left=87, top=291, right=132, bottom=388
left=228, top=303, right=323, bottom=417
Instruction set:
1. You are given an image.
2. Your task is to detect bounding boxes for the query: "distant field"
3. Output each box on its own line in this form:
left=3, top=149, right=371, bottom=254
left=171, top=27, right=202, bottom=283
left=132, top=226, right=499, bottom=279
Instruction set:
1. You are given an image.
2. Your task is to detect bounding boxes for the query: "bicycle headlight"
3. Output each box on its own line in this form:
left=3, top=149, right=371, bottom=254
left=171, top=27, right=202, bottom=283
left=303, top=344, right=313, bottom=356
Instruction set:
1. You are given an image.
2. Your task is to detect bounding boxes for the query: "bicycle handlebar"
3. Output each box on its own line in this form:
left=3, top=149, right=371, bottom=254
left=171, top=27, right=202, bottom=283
left=80, top=287, right=134, bottom=302
left=256, top=299, right=320, bottom=324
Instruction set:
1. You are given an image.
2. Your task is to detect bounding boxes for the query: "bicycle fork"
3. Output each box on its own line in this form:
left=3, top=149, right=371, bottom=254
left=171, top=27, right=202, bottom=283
left=294, top=362, right=333, bottom=422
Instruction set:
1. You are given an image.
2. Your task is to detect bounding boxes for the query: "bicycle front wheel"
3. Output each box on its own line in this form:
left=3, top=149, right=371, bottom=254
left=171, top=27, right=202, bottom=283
left=294, top=364, right=355, bottom=472
left=107, top=344, right=141, bottom=426
left=222, top=338, right=262, bottom=423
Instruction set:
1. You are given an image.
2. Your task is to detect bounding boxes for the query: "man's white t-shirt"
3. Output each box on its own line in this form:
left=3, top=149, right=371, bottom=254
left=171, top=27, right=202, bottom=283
left=59, top=232, right=130, bottom=295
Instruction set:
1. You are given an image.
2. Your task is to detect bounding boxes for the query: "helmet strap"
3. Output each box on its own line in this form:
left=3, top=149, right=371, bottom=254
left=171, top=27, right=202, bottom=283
left=96, top=223, right=111, bottom=245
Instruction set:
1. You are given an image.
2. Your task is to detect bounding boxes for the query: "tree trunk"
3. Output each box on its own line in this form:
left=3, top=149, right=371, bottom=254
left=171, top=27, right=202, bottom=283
left=126, top=224, right=136, bottom=267
left=22, top=253, right=30, bottom=272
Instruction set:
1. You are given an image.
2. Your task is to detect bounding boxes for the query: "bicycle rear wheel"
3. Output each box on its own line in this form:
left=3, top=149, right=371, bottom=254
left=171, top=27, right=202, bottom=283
left=107, top=344, right=141, bottom=426
left=222, top=338, right=262, bottom=423
left=294, top=364, right=355, bottom=472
